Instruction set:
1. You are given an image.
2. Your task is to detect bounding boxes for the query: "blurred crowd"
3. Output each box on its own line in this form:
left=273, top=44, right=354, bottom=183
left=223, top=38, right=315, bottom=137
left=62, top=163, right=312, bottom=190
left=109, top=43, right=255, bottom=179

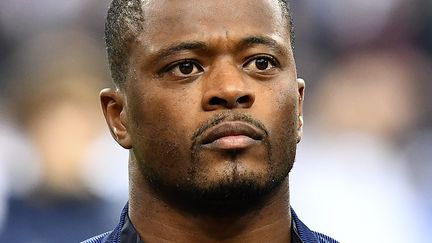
left=0, top=0, right=430, bottom=242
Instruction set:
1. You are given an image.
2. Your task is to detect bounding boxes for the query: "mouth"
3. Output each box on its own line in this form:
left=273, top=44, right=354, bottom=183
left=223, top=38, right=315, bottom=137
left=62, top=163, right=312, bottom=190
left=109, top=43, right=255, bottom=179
left=200, top=121, right=265, bottom=150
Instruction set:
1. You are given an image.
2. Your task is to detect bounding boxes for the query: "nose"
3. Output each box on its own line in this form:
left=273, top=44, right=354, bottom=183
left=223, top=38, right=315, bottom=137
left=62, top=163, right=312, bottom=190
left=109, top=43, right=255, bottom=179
left=201, top=62, right=255, bottom=111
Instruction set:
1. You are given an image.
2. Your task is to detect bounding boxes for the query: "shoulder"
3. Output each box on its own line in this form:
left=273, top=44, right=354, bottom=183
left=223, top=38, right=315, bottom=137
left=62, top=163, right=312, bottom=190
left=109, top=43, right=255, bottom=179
left=80, top=231, right=112, bottom=243
left=82, top=204, right=129, bottom=243
left=291, top=208, right=339, bottom=243
left=312, top=231, right=339, bottom=243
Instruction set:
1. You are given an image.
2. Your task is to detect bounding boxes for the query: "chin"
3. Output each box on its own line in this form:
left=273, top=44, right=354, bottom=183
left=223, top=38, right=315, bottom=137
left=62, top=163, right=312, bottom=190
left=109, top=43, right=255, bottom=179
left=145, top=160, right=290, bottom=216
left=183, top=171, right=287, bottom=216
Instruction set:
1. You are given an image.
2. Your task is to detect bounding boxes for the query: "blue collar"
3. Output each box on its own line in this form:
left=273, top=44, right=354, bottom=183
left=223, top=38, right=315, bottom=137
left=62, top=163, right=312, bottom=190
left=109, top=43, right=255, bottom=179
left=82, top=203, right=339, bottom=243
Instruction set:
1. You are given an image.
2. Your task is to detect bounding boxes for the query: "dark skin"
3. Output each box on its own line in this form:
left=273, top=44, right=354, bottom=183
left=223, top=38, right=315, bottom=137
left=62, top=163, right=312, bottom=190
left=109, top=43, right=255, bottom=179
left=101, top=0, right=305, bottom=242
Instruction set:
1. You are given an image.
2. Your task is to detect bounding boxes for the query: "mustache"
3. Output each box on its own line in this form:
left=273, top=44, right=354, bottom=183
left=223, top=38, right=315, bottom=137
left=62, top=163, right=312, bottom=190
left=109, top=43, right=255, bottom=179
left=191, top=112, right=269, bottom=146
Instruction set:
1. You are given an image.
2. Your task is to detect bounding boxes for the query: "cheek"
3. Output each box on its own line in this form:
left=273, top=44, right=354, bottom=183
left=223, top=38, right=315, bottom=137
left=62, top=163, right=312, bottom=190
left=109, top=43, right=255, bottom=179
left=259, top=82, right=299, bottom=159
left=258, top=81, right=298, bottom=129
left=126, top=88, right=198, bottom=183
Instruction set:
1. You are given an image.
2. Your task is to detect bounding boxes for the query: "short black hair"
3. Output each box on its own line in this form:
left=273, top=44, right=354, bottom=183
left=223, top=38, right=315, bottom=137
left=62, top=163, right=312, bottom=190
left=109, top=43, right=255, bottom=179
left=105, top=0, right=294, bottom=87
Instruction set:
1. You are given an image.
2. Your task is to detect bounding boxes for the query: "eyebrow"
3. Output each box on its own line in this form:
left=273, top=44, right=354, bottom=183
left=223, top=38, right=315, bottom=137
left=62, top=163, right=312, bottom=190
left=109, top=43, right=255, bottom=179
left=152, top=41, right=208, bottom=61
left=149, top=35, right=288, bottom=63
left=236, top=35, right=288, bottom=56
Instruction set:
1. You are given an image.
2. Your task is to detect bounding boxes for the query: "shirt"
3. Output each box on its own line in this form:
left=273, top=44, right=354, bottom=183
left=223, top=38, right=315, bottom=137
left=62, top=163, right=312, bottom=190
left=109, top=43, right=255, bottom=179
left=120, top=211, right=303, bottom=243
left=82, top=203, right=339, bottom=243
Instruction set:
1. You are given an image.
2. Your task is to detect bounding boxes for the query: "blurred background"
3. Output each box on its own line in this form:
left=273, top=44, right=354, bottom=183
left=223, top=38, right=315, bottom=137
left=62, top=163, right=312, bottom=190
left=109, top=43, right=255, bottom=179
left=0, top=0, right=430, bottom=242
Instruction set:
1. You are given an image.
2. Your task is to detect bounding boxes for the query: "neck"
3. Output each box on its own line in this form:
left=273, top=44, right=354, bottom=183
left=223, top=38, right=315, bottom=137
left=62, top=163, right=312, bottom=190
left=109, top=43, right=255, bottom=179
left=128, top=162, right=292, bottom=243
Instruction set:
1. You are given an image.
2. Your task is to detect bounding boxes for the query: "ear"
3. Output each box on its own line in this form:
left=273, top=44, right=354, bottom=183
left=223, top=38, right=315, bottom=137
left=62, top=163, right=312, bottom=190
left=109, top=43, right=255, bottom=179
left=100, top=88, right=132, bottom=149
left=296, top=78, right=305, bottom=143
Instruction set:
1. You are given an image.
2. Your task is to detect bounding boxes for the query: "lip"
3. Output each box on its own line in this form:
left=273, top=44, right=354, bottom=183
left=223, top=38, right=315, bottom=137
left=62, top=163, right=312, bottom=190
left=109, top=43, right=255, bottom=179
left=200, top=121, right=265, bottom=150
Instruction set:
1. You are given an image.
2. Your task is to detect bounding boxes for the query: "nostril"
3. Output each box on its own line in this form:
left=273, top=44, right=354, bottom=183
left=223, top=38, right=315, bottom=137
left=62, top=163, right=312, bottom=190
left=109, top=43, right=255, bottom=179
left=209, top=97, right=227, bottom=106
left=237, top=95, right=251, bottom=104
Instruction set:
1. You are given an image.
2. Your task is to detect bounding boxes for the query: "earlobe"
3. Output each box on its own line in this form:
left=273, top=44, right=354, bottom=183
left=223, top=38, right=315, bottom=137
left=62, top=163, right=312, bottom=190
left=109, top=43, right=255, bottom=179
left=100, top=88, right=132, bottom=149
left=296, top=78, right=305, bottom=143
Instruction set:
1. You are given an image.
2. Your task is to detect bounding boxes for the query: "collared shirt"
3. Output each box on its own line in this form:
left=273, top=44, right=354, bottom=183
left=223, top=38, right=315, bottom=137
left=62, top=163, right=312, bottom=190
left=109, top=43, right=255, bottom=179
left=120, top=213, right=303, bottom=243
left=82, top=204, right=338, bottom=243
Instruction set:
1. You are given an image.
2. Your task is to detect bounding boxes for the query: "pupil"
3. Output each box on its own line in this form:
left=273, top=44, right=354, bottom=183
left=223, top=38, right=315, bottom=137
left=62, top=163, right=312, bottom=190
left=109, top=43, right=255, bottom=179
left=256, top=59, right=269, bottom=70
left=179, top=62, right=194, bottom=74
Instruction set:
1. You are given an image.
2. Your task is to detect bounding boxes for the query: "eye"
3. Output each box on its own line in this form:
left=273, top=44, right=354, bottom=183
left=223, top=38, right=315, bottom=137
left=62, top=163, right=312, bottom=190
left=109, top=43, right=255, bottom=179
left=165, top=60, right=203, bottom=77
left=243, top=56, right=280, bottom=73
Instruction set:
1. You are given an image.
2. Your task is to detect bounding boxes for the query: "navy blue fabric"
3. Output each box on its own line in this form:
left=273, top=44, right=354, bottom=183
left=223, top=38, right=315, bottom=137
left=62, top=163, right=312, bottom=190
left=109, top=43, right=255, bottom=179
left=291, top=209, right=339, bottom=243
left=82, top=203, right=339, bottom=243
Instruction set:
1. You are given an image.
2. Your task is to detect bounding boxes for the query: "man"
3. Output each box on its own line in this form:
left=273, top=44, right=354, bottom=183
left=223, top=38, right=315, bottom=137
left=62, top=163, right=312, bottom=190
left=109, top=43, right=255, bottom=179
left=84, top=0, right=338, bottom=242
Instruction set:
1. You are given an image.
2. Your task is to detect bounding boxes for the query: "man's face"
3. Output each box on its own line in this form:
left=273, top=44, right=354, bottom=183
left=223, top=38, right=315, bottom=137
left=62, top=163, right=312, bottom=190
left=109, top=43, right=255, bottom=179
left=120, top=0, right=303, bottom=204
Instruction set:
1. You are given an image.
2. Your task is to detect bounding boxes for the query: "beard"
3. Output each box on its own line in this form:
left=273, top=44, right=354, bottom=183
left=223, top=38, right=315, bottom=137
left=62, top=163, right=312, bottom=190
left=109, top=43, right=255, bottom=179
left=139, top=111, right=297, bottom=216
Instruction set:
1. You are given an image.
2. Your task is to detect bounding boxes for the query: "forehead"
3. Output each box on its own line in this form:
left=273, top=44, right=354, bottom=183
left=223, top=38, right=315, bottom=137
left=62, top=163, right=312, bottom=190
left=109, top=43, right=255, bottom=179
left=137, top=0, right=289, bottom=50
